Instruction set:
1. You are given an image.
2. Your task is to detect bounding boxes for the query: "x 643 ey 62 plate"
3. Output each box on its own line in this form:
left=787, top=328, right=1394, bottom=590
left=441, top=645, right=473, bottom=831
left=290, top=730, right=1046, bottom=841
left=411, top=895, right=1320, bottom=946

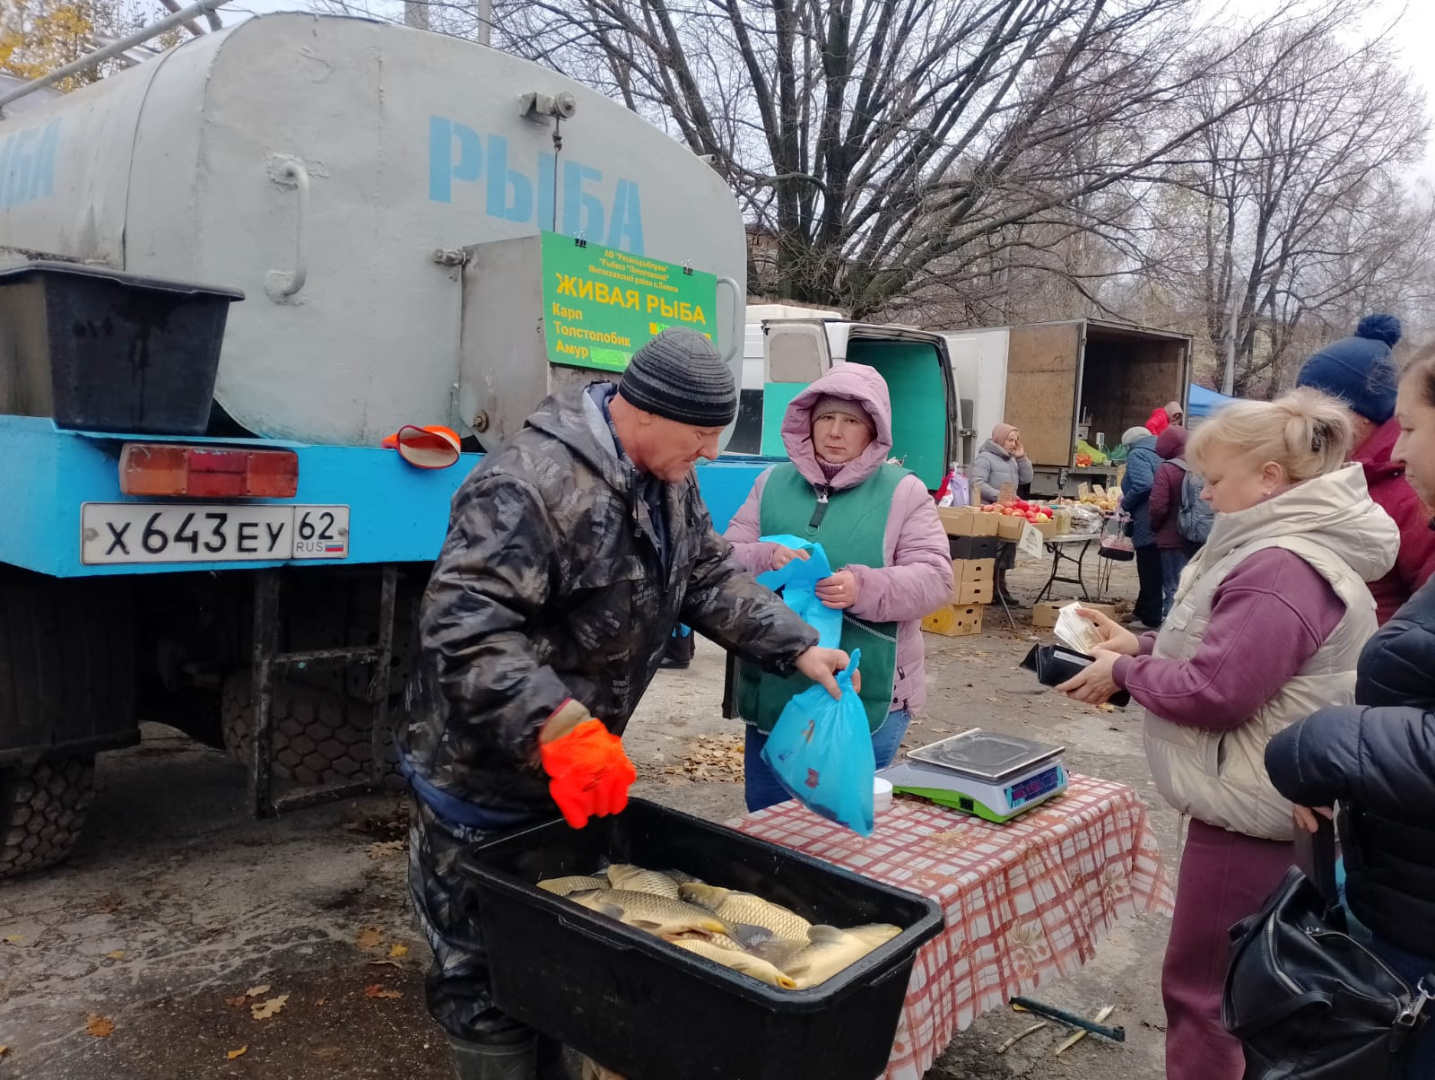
left=81, top=503, right=350, bottom=565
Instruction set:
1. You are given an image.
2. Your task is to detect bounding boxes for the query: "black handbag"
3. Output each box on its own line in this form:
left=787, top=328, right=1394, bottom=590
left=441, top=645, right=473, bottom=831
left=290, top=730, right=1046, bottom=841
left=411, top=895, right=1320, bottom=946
left=1222, top=819, right=1435, bottom=1079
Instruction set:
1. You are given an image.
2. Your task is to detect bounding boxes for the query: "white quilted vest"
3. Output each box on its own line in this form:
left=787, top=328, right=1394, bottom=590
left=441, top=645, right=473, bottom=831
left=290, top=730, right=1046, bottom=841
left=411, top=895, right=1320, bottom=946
left=1142, top=465, right=1397, bottom=841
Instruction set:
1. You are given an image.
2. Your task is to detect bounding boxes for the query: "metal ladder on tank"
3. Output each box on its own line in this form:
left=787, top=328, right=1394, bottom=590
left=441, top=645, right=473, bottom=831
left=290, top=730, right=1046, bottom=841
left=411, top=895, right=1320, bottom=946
left=246, top=565, right=398, bottom=817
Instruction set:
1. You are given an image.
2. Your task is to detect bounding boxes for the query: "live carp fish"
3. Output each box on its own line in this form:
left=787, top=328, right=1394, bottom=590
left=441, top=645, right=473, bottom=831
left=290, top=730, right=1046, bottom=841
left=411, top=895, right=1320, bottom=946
left=604, top=864, right=682, bottom=899
left=537, top=875, right=608, bottom=897
left=671, top=938, right=798, bottom=989
left=781, top=924, right=903, bottom=989
left=568, top=888, right=730, bottom=939
left=678, top=883, right=811, bottom=943
left=546, top=864, right=906, bottom=992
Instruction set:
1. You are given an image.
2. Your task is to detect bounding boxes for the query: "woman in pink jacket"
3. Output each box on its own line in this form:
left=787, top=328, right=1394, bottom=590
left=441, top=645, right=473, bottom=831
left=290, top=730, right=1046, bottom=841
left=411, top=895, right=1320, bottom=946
left=725, top=365, right=953, bottom=812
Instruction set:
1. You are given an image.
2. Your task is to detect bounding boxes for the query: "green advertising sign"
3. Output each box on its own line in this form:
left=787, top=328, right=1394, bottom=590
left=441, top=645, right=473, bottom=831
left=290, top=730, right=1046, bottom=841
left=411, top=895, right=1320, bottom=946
left=541, top=231, right=719, bottom=372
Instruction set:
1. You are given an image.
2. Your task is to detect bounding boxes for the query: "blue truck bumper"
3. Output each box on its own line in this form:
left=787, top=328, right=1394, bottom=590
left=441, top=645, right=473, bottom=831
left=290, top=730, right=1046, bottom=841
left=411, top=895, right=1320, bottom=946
left=1, top=417, right=773, bottom=577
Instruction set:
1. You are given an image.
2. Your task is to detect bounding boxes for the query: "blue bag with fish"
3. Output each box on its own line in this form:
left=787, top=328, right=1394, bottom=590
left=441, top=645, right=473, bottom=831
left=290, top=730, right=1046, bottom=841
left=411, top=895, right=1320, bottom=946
left=755, top=533, right=841, bottom=648
left=761, top=650, right=874, bottom=836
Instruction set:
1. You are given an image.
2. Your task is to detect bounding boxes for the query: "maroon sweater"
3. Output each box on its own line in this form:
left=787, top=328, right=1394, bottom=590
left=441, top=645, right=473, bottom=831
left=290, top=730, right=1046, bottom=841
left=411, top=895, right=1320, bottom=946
left=1355, top=419, right=1435, bottom=624
left=1148, top=426, right=1190, bottom=549
left=1112, top=549, right=1345, bottom=727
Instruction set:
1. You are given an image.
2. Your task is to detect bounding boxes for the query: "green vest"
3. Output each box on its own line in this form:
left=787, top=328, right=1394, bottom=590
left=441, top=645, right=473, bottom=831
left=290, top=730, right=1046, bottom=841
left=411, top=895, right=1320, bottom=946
left=737, top=463, right=904, bottom=733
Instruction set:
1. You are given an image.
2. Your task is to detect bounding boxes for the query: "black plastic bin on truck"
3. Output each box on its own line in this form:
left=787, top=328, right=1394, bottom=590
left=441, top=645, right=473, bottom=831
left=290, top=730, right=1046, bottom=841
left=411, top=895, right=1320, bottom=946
left=461, top=799, right=944, bottom=1080
left=0, top=261, right=243, bottom=434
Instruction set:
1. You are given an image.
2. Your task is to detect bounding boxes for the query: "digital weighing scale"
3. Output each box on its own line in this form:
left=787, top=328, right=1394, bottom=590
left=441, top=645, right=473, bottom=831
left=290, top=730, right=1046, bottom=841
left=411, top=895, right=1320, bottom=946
left=878, top=729, right=1068, bottom=823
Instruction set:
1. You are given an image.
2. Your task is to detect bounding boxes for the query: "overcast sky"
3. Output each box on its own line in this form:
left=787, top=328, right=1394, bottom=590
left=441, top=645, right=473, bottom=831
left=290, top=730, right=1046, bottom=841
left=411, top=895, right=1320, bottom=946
left=216, top=0, right=1435, bottom=181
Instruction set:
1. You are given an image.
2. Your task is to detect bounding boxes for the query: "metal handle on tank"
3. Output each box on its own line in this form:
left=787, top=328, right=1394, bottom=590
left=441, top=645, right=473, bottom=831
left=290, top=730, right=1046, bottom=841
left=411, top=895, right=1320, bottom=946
left=265, top=156, right=310, bottom=302
left=716, top=275, right=741, bottom=364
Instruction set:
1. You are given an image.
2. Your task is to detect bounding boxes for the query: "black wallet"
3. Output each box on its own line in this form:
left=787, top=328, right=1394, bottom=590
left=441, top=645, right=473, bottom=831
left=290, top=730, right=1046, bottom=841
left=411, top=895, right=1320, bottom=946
left=1020, top=644, right=1131, bottom=707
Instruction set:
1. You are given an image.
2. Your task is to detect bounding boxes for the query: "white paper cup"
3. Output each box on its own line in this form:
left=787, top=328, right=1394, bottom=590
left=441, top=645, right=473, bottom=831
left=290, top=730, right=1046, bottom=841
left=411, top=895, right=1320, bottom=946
left=873, top=776, right=894, bottom=813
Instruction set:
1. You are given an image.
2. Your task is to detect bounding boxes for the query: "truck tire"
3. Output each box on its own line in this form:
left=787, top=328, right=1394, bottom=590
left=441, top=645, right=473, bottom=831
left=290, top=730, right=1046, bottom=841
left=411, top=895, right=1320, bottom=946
left=220, top=672, right=403, bottom=790
left=0, top=756, right=96, bottom=877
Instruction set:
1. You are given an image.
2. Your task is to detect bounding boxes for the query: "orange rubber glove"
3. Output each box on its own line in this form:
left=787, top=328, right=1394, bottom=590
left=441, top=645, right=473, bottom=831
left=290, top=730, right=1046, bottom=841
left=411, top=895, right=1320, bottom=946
left=539, top=704, right=637, bottom=829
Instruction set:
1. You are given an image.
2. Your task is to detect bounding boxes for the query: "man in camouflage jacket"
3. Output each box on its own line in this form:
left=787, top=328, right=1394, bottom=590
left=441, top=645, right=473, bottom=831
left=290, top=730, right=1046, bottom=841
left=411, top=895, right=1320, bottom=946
left=402, top=329, right=849, bottom=1080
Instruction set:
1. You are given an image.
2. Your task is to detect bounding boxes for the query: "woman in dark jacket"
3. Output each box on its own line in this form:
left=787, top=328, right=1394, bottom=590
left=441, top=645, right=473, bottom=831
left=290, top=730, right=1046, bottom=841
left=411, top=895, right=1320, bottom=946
left=1266, top=348, right=1435, bottom=1078
left=1147, top=425, right=1194, bottom=618
left=1120, top=426, right=1164, bottom=627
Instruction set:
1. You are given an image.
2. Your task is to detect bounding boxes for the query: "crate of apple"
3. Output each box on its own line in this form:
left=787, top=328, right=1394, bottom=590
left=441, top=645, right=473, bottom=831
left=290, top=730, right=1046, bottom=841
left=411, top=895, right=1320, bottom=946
left=979, top=500, right=1053, bottom=524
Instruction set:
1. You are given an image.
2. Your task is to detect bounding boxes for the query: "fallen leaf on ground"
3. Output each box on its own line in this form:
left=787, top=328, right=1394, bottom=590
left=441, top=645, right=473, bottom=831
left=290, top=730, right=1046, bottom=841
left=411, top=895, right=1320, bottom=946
left=314, top=997, right=327, bottom=1006
left=368, top=959, right=401, bottom=969
left=356, top=928, right=383, bottom=949
left=2, top=935, right=22, bottom=944
left=227, top=1047, right=248, bottom=1060
left=250, top=994, right=289, bottom=1020
left=363, top=984, right=402, bottom=1000
left=657, top=734, right=744, bottom=783
left=388, top=944, right=408, bottom=958
left=0, top=1045, right=8, bottom=1057
left=106, top=950, right=125, bottom=960
left=245, top=984, right=271, bottom=998
left=86, top=1015, right=115, bottom=1038
left=366, top=840, right=405, bottom=860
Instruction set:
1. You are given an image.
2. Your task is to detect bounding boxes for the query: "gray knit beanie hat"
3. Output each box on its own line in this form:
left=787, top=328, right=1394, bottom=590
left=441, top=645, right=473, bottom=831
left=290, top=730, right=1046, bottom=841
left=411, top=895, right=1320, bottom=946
left=811, top=394, right=875, bottom=430
left=618, top=328, right=737, bottom=427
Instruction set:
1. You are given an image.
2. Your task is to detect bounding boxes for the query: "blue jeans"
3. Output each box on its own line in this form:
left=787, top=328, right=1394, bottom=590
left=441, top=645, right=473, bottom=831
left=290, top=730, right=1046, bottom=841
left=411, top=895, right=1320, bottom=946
left=1159, top=546, right=1193, bottom=619
left=743, top=708, right=911, bottom=813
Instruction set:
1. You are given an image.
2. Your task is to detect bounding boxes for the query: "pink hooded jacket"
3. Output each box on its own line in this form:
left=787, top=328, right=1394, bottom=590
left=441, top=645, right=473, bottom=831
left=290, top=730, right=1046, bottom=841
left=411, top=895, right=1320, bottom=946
left=724, top=365, right=952, bottom=714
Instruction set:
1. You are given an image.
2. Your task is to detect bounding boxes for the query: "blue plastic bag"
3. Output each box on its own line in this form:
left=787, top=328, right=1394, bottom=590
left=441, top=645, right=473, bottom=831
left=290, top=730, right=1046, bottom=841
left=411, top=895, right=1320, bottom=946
left=761, top=650, right=874, bottom=835
left=755, top=533, right=840, bottom=649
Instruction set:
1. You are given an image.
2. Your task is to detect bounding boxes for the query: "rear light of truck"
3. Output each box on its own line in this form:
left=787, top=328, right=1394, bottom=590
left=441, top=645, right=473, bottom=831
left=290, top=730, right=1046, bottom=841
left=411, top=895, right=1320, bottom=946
left=119, top=444, right=299, bottom=498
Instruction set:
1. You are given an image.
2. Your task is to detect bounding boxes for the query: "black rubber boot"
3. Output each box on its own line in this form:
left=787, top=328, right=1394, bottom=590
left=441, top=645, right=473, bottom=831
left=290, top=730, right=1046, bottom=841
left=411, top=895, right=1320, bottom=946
left=995, top=569, right=1020, bottom=606
left=660, top=626, right=695, bottom=669
left=536, top=1037, right=583, bottom=1080
left=449, top=1035, right=537, bottom=1080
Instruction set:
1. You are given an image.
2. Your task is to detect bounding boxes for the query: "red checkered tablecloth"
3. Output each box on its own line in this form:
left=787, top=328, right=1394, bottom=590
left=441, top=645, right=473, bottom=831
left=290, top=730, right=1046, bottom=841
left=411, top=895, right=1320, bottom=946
left=734, top=774, right=1174, bottom=1080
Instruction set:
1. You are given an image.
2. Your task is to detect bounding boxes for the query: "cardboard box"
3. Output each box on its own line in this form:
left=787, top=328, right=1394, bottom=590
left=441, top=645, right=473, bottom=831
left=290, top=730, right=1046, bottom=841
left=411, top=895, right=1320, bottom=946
left=949, top=535, right=1003, bottom=560
left=953, top=580, right=994, bottom=605
left=938, top=506, right=999, bottom=538
left=921, top=603, right=984, bottom=637
left=1034, top=519, right=1060, bottom=541
left=953, top=558, right=995, bottom=584
left=1032, top=599, right=1116, bottom=629
left=951, top=559, right=995, bottom=604
left=996, top=515, right=1026, bottom=541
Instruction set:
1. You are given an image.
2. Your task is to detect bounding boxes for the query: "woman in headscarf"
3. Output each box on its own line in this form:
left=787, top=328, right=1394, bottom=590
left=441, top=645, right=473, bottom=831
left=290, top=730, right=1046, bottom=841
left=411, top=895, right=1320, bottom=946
left=725, top=365, right=952, bottom=812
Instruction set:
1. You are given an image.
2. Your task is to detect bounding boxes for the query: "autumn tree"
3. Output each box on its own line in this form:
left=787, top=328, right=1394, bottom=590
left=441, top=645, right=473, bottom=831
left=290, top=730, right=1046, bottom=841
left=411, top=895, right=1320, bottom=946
left=408, top=0, right=1363, bottom=320
left=1145, top=20, right=1431, bottom=395
left=1, top=0, right=194, bottom=92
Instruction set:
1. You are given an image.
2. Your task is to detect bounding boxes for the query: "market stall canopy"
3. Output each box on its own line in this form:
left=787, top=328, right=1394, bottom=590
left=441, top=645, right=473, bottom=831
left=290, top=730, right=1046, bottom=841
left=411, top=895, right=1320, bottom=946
left=1188, top=383, right=1239, bottom=419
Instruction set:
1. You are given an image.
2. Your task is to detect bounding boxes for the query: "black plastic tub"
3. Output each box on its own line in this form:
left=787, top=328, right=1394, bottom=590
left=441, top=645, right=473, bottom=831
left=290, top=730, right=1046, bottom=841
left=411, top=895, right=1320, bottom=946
left=460, top=798, right=944, bottom=1080
left=0, top=261, right=243, bottom=434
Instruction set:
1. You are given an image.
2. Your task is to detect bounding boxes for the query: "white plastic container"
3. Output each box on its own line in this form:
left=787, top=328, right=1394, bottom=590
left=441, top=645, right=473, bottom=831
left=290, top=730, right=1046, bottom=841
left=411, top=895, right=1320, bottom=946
left=873, top=777, right=894, bottom=814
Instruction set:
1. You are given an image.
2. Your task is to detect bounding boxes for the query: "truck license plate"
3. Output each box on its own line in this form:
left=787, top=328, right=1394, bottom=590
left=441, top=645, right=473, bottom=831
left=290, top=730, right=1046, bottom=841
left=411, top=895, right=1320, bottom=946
left=81, top=503, right=351, bottom=565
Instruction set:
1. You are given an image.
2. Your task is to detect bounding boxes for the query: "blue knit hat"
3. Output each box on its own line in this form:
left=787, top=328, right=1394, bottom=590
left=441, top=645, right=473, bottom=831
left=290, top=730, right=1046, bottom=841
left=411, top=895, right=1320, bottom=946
left=1295, top=314, right=1402, bottom=424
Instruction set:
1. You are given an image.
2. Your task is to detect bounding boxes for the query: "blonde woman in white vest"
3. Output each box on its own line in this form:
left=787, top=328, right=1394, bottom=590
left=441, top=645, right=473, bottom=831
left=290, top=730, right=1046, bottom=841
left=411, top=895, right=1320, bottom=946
left=1057, top=388, right=1399, bottom=1080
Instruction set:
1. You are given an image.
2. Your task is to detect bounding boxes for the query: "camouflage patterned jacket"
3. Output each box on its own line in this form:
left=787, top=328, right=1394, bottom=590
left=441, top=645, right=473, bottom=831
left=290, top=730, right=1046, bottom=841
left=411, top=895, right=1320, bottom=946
left=403, top=385, right=818, bottom=817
